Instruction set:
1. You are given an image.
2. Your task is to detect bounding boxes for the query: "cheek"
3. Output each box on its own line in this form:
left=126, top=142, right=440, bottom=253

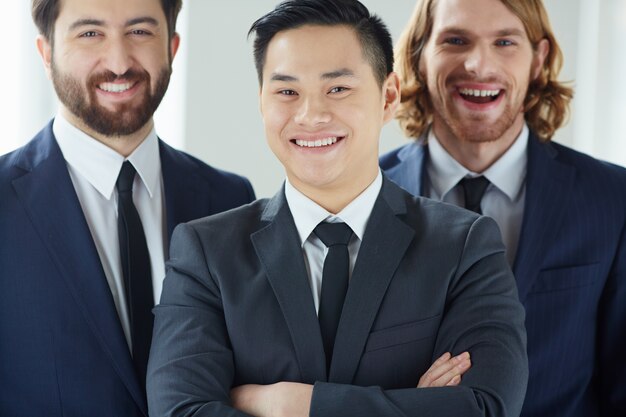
left=140, top=52, right=170, bottom=73
left=262, top=106, right=290, bottom=137
left=509, top=66, right=532, bottom=94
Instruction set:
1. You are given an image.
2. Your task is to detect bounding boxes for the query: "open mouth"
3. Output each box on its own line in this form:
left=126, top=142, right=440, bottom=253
left=458, top=88, right=501, bottom=104
left=291, top=136, right=345, bottom=148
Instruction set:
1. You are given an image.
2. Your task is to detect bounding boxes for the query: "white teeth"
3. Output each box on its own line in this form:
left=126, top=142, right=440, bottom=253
left=294, top=137, right=339, bottom=148
left=459, top=88, right=500, bottom=97
left=99, top=82, right=133, bottom=93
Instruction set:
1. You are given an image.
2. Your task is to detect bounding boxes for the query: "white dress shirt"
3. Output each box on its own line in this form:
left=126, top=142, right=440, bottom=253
left=426, top=125, right=528, bottom=265
left=54, top=114, right=166, bottom=351
left=285, top=171, right=383, bottom=313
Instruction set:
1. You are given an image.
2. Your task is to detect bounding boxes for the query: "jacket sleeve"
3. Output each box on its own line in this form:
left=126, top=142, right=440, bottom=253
left=598, top=218, right=626, bottom=416
left=309, top=216, right=528, bottom=417
left=147, top=222, right=253, bottom=417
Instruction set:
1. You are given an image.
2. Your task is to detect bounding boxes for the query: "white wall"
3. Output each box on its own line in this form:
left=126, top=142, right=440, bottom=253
left=182, top=0, right=624, bottom=198
left=181, top=1, right=416, bottom=197
left=3, top=1, right=625, bottom=199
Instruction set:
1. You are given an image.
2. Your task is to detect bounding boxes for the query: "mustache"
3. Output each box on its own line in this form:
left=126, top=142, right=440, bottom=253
left=449, top=74, right=506, bottom=85
left=88, top=68, right=150, bottom=86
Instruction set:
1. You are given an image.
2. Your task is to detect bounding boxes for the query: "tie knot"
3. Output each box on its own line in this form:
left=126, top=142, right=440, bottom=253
left=459, top=176, right=490, bottom=214
left=314, top=222, right=353, bottom=247
left=117, top=161, right=137, bottom=193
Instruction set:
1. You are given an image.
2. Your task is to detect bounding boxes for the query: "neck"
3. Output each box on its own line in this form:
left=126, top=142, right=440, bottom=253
left=290, top=169, right=378, bottom=215
left=432, top=115, right=524, bottom=173
left=61, top=108, right=153, bottom=157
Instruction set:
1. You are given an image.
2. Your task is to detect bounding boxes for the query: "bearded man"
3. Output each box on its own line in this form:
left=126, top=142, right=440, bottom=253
left=380, top=0, right=626, bottom=416
left=0, top=1, right=254, bottom=416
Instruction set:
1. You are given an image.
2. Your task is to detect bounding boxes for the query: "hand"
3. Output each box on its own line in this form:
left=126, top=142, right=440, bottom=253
left=417, top=351, right=472, bottom=387
left=231, top=381, right=313, bottom=417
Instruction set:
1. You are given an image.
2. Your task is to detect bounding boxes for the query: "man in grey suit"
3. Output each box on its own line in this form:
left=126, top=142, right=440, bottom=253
left=147, top=1, right=528, bottom=416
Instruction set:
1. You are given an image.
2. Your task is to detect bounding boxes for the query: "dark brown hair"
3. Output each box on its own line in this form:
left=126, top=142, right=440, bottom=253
left=31, top=0, right=182, bottom=42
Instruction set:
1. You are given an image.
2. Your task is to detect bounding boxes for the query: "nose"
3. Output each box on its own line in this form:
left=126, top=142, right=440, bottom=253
left=463, top=43, right=496, bottom=79
left=103, top=36, right=134, bottom=76
left=294, top=96, right=331, bottom=127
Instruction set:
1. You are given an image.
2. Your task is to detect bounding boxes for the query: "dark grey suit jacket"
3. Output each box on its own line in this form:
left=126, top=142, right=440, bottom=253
left=147, top=177, right=528, bottom=417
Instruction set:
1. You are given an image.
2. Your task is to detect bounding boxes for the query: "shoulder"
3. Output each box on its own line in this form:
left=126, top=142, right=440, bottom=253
left=159, top=140, right=255, bottom=199
left=178, top=198, right=270, bottom=241
left=384, top=178, right=502, bottom=247
left=379, top=143, right=408, bottom=169
left=379, top=141, right=424, bottom=170
left=550, top=140, right=626, bottom=177
left=0, top=125, right=52, bottom=184
left=537, top=139, right=626, bottom=198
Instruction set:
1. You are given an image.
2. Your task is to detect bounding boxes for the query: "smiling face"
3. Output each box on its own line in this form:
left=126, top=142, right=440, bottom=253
left=38, top=0, right=179, bottom=144
left=260, top=24, right=399, bottom=213
left=421, top=0, right=547, bottom=149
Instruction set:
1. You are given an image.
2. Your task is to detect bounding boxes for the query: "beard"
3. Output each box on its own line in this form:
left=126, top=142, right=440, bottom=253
left=429, top=76, right=526, bottom=144
left=51, top=61, right=171, bottom=137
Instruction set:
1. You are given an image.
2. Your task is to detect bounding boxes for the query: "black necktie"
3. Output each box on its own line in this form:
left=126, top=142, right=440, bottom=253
left=459, top=176, right=490, bottom=214
left=314, top=222, right=353, bottom=370
left=116, top=161, right=154, bottom=389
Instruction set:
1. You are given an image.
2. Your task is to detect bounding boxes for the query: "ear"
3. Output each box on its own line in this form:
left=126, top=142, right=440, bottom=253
left=382, top=72, right=401, bottom=124
left=36, top=35, right=53, bottom=80
left=169, top=32, right=181, bottom=61
left=531, top=38, right=550, bottom=81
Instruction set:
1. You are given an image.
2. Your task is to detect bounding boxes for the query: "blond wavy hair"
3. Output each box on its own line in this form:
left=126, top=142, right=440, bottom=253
left=395, top=0, right=573, bottom=141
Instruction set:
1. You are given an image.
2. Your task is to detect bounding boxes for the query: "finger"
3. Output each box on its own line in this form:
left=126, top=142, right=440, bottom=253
left=428, top=352, right=469, bottom=382
left=419, top=352, right=471, bottom=388
left=433, top=352, right=452, bottom=365
left=445, top=374, right=461, bottom=386
left=430, top=354, right=471, bottom=387
left=418, top=352, right=452, bottom=386
left=419, top=352, right=469, bottom=387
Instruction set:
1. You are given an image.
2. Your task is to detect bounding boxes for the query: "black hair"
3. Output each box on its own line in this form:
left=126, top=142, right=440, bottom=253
left=248, top=0, right=394, bottom=86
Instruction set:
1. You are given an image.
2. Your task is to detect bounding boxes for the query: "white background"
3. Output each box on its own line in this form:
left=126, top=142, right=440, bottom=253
left=1, top=0, right=624, bottom=198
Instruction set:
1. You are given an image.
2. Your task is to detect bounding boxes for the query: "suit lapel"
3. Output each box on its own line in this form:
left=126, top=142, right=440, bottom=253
left=330, top=178, right=415, bottom=383
left=11, top=127, right=147, bottom=415
left=160, top=141, right=212, bottom=241
left=250, top=189, right=327, bottom=383
left=513, top=134, right=576, bottom=301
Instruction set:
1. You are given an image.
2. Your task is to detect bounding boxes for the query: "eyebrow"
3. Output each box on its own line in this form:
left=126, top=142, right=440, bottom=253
left=126, top=17, right=160, bottom=27
left=269, top=68, right=356, bottom=82
left=68, top=16, right=160, bottom=31
left=321, top=68, right=356, bottom=80
left=270, top=73, right=298, bottom=82
left=69, top=19, right=104, bottom=31
left=438, top=27, right=526, bottom=38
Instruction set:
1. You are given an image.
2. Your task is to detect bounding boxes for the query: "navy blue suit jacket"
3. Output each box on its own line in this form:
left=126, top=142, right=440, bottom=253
left=380, top=132, right=626, bottom=417
left=0, top=121, right=255, bottom=417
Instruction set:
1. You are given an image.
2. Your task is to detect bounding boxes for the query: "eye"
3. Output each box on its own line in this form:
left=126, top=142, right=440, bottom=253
left=80, top=31, right=99, bottom=38
left=278, top=89, right=297, bottom=96
left=328, top=86, right=349, bottom=94
left=444, top=37, right=466, bottom=46
left=495, top=39, right=514, bottom=47
left=130, top=29, right=151, bottom=36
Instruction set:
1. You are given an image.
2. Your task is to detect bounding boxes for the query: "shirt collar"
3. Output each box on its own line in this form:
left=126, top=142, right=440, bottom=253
left=285, top=170, right=383, bottom=247
left=53, top=113, right=161, bottom=200
left=427, top=124, right=528, bottom=201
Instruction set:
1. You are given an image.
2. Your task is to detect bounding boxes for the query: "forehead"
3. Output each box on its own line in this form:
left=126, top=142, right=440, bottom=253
left=263, top=25, right=372, bottom=79
left=431, top=0, right=527, bottom=35
left=57, top=0, right=166, bottom=27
